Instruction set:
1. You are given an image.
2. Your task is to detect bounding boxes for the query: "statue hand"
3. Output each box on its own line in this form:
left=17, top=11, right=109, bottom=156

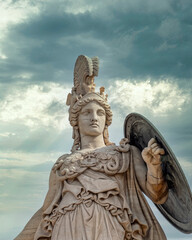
left=142, top=138, right=165, bottom=166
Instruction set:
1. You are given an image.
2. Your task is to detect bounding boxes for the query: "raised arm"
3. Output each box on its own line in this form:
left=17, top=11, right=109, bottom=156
left=132, top=138, right=168, bottom=204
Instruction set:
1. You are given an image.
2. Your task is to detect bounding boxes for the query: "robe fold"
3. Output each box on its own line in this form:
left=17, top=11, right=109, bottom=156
left=14, top=144, right=168, bottom=240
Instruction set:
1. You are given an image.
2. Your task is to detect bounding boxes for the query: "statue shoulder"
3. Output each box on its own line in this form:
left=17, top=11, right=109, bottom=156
left=57, top=153, right=70, bottom=161
left=52, top=153, right=70, bottom=172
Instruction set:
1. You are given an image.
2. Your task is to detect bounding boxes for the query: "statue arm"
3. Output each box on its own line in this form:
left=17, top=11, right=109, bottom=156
left=145, top=163, right=168, bottom=205
left=132, top=145, right=168, bottom=204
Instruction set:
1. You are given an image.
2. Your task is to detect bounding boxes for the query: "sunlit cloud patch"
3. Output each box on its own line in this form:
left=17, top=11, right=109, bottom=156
left=108, top=79, right=191, bottom=116
left=0, top=0, right=40, bottom=37
left=0, top=82, right=71, bottom=131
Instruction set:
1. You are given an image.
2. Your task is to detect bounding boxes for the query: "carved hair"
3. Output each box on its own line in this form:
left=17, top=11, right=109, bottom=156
left=68, top=55, right=113, bottom=152
left=70, top=97, right=113, bottom=152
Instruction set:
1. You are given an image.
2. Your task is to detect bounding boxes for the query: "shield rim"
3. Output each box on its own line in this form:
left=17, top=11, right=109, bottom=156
left=124, top=112, right=192, bottom=233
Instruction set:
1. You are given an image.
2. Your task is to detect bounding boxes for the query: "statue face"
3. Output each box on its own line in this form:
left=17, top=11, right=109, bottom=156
left=78, top=101, right=106, bottom=137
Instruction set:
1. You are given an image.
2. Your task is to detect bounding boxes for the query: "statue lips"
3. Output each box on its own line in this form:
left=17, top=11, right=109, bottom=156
left=90, top=123, right=99, bottom=128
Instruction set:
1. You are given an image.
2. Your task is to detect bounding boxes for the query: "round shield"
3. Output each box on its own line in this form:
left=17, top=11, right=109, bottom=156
left=124, top=113, right=192, bottom=233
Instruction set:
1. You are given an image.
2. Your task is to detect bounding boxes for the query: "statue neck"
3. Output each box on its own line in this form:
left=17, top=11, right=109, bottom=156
left=80, top=134, right=106, bottom=150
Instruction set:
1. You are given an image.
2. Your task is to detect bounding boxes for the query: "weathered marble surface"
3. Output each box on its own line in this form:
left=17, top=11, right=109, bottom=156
left=15, top=55, right=169, bottom=240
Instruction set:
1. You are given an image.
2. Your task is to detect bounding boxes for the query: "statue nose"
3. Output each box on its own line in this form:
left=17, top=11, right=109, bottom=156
left=91, top=117, right=98, bottom=122
left=91, top=112, right=98, bottom=122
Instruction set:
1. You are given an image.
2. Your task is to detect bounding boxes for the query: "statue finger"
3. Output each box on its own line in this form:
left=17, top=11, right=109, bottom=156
left=151, top=146, right=159, bottom=154
left=150, top=142, right=158, bottom=149
left=148, top=138, right=156, bottom=147
left=142, top=147, right=151, bottom=155
left=154, top=148, right=165, bottom=155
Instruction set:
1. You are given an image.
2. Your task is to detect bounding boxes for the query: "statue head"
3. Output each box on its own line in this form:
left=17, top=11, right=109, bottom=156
left=78, top=101, right=106, bottom=138
left=66, top=55, right=113, bottom=152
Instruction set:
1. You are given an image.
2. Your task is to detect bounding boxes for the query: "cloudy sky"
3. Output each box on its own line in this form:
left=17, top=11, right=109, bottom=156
left=0, top=0, right=192, bottom=239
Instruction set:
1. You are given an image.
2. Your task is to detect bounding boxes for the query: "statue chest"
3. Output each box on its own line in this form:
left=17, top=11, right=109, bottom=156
left=55, top=146, right=130, bottom=180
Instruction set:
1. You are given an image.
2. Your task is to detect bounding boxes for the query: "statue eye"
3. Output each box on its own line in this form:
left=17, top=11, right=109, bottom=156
left=81, top=110, right=90, bottom=115
left=97, top=110, right=105, bottom=116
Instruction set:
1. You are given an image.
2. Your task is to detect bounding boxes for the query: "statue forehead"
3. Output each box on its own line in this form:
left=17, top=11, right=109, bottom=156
left=80, top=101, right=105, bottom=111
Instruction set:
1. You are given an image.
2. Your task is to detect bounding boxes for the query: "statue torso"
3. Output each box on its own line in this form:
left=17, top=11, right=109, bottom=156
left=45, top=145, right=133, bottom=240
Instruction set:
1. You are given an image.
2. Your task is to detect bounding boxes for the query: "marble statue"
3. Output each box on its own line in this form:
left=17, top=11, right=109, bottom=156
left=15, top=55, right=192, bottom=240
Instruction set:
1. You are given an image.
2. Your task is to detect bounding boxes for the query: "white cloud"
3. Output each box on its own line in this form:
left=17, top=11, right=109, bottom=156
left=108, top=79, right=191, bottom=116
left=0, top=0, right=40, bottom=35
left=0, top=0, right=40, bottom=64
left=0, top=53, right=8, bottom=59
left=0, top=132, right=16, bottom=137
left=0, top=82, right=71, bottom=131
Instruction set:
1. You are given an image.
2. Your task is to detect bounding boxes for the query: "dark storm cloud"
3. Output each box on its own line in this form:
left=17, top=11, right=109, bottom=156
left=1, top=10, right=110, bottom=83
left=1, top=0, right=192, bottom=86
